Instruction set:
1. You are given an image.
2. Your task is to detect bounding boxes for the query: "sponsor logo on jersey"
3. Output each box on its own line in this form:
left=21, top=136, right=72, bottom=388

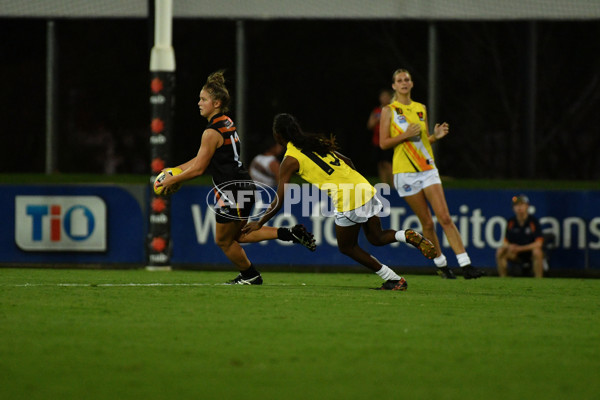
left=395, top=115, right=407, bottom=124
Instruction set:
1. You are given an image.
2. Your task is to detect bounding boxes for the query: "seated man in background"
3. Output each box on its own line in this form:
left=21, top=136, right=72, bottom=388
left=496, top=194, right=544, bottom=278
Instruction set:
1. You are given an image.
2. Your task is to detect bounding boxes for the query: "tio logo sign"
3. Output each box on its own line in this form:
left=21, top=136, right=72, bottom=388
left=15, top=196, right=107, bottom=251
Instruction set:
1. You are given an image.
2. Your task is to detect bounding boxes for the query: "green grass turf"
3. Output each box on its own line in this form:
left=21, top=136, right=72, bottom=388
left=1, top=268, right=598, bottom=400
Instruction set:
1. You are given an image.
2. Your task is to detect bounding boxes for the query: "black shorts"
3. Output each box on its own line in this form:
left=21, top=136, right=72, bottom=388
left=507, top=251, right=534, bottom=277
left=211, top=180, right=257, bottom=224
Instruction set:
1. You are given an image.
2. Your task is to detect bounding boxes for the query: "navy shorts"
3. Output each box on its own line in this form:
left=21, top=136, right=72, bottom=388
left=212, top=180, right=257, bottom=224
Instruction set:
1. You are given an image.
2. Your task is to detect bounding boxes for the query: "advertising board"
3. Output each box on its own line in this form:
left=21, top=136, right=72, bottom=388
left=1, top=186, right=144, bottom=263
left=2, top=184, right=598, bottom=270
left=171, top=186, right=600, bottom=270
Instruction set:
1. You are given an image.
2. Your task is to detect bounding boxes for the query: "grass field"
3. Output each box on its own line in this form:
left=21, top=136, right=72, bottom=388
left=1, top=268, right=599, bottom=400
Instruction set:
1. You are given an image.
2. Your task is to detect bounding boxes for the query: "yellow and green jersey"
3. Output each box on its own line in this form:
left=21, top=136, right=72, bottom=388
left=284, top=142, right=375, bottom=212
left=388, top=100, right=436, bottom=173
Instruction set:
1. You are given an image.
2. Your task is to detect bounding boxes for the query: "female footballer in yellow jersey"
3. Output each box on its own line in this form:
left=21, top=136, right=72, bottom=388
left=379, top=69, right=484, bottom=279
left=243, top=113, right=436, bottom=290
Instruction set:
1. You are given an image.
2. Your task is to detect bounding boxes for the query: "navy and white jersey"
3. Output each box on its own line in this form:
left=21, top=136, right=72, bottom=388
left=205, top=113, right=256, bottom=223
left=504, top=215, right=543, bottom=246
left=205, top=113, right=251, bottom=186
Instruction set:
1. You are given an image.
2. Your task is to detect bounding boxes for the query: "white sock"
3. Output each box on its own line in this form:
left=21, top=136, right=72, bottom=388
left=434, top=255, right=447, bottom=267
left=376, top=265, right=401, bottom=281
left=457, top=252, right=471, bottom=267
left=394, top=231, right=406, bottom=243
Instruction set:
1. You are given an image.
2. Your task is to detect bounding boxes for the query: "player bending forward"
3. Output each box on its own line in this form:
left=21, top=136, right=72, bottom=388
left=242, top=113, right=436, bottom=291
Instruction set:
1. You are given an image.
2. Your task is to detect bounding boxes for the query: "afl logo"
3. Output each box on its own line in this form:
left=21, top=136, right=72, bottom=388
left=205, top=180, right=278, bottom=221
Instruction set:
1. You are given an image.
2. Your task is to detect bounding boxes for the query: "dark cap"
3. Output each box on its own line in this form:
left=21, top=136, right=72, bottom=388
left=512, top=194, right=529, bottom=205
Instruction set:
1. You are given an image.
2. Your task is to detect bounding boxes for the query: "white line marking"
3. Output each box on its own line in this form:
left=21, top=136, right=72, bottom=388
left=4, top=283, right=211, bottom=287
left=1, top=282, right=301, bottom=287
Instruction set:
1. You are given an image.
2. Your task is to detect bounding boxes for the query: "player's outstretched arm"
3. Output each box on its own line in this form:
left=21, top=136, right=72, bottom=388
left=160, top=129, right=221, bottom=191
left=242, top=155, right=299, bottom=235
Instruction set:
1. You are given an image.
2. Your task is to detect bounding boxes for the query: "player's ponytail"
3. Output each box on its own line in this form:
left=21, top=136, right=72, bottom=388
left=273, top=113, right=338, bottom=155
left=203, top=70, right=231, bottom=112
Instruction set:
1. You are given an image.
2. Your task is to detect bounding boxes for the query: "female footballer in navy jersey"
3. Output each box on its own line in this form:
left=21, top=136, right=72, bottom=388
left=156, top=71, right=315, bottom=284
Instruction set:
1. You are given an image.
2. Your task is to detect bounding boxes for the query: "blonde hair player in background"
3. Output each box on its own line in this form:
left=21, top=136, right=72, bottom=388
left=379, top=68, right=484, bottom=280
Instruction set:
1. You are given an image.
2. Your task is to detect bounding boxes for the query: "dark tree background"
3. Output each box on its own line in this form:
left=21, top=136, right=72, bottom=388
left=1, top=18, right=599, bottom=180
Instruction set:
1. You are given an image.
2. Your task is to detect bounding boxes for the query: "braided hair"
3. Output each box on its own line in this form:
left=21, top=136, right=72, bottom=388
left=272, top=113, right=338, bottom=156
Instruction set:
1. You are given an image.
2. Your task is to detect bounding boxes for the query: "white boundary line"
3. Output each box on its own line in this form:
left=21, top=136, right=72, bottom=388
left=1, top=282, right=304, bottom=287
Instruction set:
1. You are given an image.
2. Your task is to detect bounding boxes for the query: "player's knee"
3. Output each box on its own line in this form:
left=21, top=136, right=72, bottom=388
left=215, top=237, right=234, bottom=250
left=416, top=218, right=434, bottom=232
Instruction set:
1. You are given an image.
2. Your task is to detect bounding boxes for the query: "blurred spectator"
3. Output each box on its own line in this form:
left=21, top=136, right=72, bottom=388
left=496, top=194, right=545, bottom=278
left=249, top=139, right=284, bottom=186
left=366, top=88, right=394, bottom=186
